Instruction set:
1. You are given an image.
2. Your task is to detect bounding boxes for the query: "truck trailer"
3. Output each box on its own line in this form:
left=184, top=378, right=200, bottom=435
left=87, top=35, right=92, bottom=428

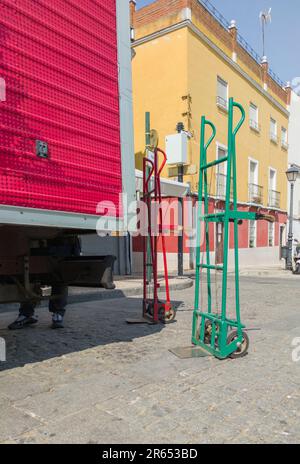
left=0, top=0, right=135, bottom=304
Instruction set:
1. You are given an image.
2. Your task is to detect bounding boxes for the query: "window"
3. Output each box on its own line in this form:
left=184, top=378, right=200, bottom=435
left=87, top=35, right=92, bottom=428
left=269, top=168, right=276, bottom=191
left=268, top=222, right=275, bottom=247
left=217, top=77, right=228, bottom=110
left=249, top=160, right=258, bottom=185
left=281, top=127, right=288, bottom=150
left=248, top=159, right=262, bottom=203
left=216, top=146, right=227, bottom=199
left=270, top=118, right=278, bottom=143
left=249, top=103, right=260, bottom=132
left=268, top=168, right=280, bottom=208
left=249, top=221, right=257, bottom=248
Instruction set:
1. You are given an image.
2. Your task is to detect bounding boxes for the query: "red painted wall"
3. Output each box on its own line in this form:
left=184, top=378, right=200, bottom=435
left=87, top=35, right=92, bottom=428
left=257, top=220, right=268, bottom=247
left=132, top=196, right=287, bottom=256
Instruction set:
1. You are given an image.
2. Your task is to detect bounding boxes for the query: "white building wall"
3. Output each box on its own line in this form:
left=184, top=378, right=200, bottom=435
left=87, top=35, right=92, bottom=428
left=288, top=91, right=300, bottom=243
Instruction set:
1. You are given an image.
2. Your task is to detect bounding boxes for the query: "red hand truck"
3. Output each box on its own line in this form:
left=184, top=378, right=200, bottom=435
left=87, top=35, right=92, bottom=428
left=142, top=148, right=176, bottom=324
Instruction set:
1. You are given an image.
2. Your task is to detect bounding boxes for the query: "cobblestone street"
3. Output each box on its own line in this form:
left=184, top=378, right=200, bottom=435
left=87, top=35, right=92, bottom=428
left=0, top=275, right=299, bottom=444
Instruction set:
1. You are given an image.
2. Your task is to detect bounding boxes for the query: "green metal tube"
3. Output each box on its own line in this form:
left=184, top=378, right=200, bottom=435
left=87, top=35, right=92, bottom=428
left=232, top=134, right=242, bottom=329
left=193, top=117, right=216, bottom=336
left=192, top=117, right=206, bottom=337
left=221, top=98, right=234, bottom=321
left=231, top=102, right=245, bottom=330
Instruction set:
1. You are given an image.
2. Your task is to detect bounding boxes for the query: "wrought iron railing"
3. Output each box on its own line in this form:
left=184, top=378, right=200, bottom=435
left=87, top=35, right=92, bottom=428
left=248, top=183, right=263, bottom=204
left=216, top=173, right=233, bottom=200
left=268, top=68, right=286, bottom=88
left=237, top=32, right=261, bottom=65
left=198, top=0, right=230, bottom=29
left=216, top=96, right=228, bottom=111
left=198, top=0, right=285, bottom=89
left=270, top=131, right=279, bottom=144
left=268, top=189, right=281, bottom=208
left=249, top=119, right=261, bottom=133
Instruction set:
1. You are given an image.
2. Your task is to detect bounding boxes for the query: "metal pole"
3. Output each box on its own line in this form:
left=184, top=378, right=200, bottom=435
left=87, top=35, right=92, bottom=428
left=287, top=182, right=295, bottom=271
left=178, top=164, right=184, bottom=277
left=145, top=112, right=152, bottom=283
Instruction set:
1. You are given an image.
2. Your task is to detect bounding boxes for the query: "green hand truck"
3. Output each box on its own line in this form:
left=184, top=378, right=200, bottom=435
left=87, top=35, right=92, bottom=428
left=192, top=98, right=275, bottom=359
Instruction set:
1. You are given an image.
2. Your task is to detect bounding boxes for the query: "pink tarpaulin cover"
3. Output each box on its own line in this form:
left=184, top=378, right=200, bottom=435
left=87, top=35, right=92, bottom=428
left=0, top=0, right=122, bottom=217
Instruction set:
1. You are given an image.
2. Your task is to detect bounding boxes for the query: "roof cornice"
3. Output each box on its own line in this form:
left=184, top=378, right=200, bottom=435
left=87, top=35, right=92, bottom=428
left=133, top=19, right=289, bottom=117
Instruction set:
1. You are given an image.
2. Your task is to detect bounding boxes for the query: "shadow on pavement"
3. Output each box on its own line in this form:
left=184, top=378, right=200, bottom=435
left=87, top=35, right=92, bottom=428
left=0, top=297, right=183, bottom=372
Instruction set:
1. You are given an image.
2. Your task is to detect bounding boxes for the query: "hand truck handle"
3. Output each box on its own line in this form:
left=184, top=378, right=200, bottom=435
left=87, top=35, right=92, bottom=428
left=203, top=119, right=216, bottom=151
left=155, top=147, right=167, bottom=177
left=232, top=100, right=246, bottom=137
left=143, top=158, right=155, bottom=190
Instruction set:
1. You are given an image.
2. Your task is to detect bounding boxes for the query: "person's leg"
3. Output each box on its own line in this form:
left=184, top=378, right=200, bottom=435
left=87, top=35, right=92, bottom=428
left=8, top=302, right=38, bottom=330
left=49, top=285, right=68, bottom=329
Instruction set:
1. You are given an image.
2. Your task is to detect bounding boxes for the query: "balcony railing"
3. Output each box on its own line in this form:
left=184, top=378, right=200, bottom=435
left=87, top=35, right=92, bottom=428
left=216, top=173, right=233, bottom=200
left=249, top=183, right=263, bottom=204
left=249, top=119, right=261, bottom=133
left=268, top=189, right=281, bottom=209
left=216, top=96, right=228, bottom=112
left=198, top=1, right=285, bottom=89
left=270, top=132, right=278, bottom=144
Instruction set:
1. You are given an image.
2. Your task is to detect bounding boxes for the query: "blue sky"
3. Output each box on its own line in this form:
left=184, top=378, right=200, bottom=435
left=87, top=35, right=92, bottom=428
left=136, top=0, right=299, bottom=84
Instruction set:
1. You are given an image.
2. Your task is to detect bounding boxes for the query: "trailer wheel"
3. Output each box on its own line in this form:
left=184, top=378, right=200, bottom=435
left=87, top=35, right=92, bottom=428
left=227, top=330, right=249, bottom=359
left=159, top=306, right=176, bottom=324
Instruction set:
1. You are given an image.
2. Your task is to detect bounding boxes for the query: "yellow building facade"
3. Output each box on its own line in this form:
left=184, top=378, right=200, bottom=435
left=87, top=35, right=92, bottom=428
left=131, top=0, right=290, bottom=269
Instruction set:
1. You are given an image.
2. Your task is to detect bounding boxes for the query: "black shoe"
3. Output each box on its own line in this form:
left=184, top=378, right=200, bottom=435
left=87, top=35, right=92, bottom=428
left=51, top=313, right=64, bottom=329
left=8, top=315, right=38, bottom=331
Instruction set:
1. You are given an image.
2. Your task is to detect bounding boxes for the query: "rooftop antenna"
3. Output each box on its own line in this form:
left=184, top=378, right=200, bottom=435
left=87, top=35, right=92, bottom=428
left=260, top=8, right=272, bottom=57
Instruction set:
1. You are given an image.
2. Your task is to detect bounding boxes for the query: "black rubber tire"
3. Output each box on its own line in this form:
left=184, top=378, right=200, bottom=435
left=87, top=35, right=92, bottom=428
left=227, top=330, right=249, bottom=359
left=159, top=306, right=176, bottom=324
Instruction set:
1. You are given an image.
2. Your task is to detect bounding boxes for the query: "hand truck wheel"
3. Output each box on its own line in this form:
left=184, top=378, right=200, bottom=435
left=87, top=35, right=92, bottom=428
left=227, top=330, right=249, bottom=359
left=158, top=306, right=176, bottom=324
left=204, top=320, right=220, bottom=345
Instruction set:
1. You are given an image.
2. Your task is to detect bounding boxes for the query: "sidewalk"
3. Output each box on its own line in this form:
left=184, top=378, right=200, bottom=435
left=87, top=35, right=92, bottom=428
left=236, top=266, right=298, bottom=278
left=184, top=266, right=298, bottom=279
left=68, top=275, right=193, bottom=303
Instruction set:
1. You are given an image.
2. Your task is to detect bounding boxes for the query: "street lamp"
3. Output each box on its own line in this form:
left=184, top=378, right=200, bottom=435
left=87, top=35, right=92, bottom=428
left=286, top=166, right=299, bottom=270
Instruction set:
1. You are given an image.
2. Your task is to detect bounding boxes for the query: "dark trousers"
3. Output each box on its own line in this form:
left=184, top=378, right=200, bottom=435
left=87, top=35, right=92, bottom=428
left=19, top=285, right=68, bottom=318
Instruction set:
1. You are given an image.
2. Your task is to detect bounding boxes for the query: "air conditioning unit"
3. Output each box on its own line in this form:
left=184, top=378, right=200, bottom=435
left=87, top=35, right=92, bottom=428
left=165, top=133, right=188, bottom=165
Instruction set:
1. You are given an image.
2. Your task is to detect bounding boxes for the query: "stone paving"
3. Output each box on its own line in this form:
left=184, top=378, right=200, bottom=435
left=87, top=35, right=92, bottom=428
left=0, top=275, right=299, bottom=444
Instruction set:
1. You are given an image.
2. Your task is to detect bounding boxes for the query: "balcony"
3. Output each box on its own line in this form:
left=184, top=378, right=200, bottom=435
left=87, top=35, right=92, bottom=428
left=216, top=173, right=233, bottom=200
left=248, top=183, right=263, bottom=204
left=249, top=119, right=261, bottom=133
left=270, top=132, right=278, bottom=144
left=216, top=96, right=228, bottom=112
left=268, top=189, right=281, bottom=209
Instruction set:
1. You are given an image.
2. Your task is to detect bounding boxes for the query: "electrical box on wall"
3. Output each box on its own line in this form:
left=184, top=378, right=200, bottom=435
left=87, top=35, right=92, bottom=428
left=165, top=133, right=188, bottom=165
